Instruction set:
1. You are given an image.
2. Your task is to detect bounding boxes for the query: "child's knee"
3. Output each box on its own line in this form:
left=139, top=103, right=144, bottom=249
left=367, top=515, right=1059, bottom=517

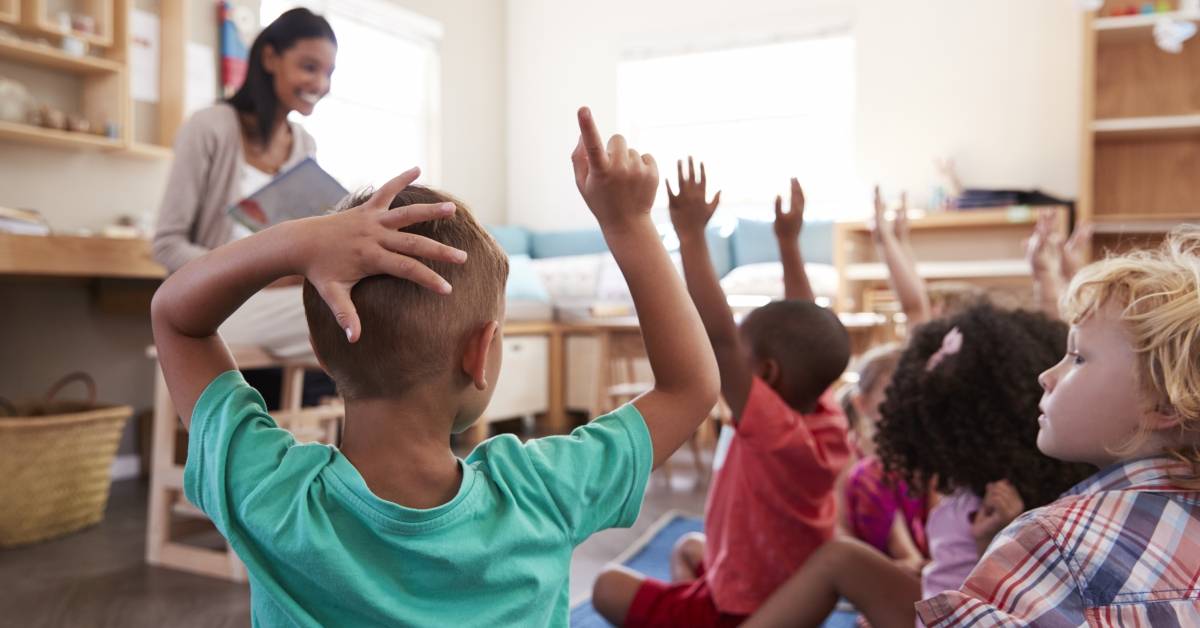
left=592, top=566, right=645, bottom=626
left=672, top=531, right=706, bottom=560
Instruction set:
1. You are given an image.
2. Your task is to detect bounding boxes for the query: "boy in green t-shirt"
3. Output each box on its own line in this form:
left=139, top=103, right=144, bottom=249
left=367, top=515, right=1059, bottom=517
left=150, top=107, right=719, bottom=627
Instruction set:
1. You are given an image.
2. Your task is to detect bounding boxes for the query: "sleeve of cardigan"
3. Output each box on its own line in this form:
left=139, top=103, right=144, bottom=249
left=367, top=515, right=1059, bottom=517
left=152, top=113, right=218, bottom=274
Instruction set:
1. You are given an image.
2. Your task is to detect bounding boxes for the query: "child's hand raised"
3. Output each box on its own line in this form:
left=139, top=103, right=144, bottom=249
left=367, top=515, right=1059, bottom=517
left=299, top=167, right=468, bottom=343
left=666, top=156, right=721, bottom=239
left=773, top=178, right=804, bottom=242
left=1025, top=209, right=1063, bottom=278
left=571, top=107, right=659, bottom=233
left=1059, top=223, right=1093, bottom=281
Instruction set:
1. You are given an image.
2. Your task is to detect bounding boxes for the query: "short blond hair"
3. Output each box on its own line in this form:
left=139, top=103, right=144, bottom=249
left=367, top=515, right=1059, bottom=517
left=1060, top=227, right=1200, bottom=473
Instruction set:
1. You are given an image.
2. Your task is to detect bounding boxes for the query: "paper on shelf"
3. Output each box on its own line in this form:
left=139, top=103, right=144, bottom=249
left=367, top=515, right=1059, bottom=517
left=131, top=10, right=160, bottom=103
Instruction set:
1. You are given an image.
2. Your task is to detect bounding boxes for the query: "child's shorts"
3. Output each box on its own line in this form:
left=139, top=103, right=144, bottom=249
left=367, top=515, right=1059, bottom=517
left=624, top=562, right=749, bottom=628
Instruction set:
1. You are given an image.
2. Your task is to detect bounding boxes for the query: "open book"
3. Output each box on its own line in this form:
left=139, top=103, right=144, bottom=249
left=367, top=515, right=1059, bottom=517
left=228, top=158, right=349, bottom=232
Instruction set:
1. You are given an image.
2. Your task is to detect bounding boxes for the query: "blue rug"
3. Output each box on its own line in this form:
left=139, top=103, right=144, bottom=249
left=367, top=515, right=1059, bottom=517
left=570, top=512, right=860, bottom=627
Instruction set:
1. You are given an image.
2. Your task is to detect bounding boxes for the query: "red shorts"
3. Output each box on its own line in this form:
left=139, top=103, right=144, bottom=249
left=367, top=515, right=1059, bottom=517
left=624, top=563, right=748, bottom=628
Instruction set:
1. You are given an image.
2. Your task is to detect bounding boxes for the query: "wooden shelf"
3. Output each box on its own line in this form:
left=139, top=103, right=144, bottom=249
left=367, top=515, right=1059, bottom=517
left=845, top=260, right=1030, bottom=282
left=123, top=142, right=172, bottom=159
left=0, top=0, right=18, bottom=24
left=1094, top=11, right=1200, bottom=44
left=0, top=233, right=164, bottom=279
left=1093, top=114, right=1200, bottom=139
left=1092, top=214, right=1197, bottom=233
left=837, top=206, right=1061, bottom=233
left=0, top=119, right=120, bottom=149
left=0, top=36, right=121, bottom=74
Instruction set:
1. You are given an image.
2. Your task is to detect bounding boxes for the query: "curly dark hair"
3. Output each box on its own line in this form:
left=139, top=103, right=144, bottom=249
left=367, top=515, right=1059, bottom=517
left=875, top=303, right=1092, bottom=508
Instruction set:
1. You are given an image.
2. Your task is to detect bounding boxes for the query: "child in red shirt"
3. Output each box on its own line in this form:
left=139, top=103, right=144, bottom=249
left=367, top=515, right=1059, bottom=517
left=592, top=161, right=851, bottom=627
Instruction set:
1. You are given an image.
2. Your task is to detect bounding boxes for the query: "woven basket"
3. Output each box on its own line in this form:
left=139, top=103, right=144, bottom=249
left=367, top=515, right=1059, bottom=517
left=0, top=373, right=132, bottom=548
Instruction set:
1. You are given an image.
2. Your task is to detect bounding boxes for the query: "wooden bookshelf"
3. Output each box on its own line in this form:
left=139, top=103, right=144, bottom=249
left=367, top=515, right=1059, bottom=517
left=0, top=0, right=184, bottom=158
left=1079, top=2, right=1200, bottom=259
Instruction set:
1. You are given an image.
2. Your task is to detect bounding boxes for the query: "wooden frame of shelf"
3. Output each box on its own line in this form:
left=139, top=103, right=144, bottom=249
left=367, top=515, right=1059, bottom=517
left=20, top=0, right=114, bottom=48
left=0, top=0, right=19, bottom=24
left=0, top=34, right=121, bottom=73
left=1079, top=7, right=1200, bottom=259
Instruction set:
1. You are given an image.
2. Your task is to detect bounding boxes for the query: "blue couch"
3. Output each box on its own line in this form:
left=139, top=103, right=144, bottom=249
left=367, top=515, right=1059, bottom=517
left=487, top=219, right=834, bottom=277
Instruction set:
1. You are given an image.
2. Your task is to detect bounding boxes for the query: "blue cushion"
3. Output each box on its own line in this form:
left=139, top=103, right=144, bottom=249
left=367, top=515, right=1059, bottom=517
left=529, top=228, right=609, bottom=259
left=730, top=218, right=834, bottom=267
left=505, top=254, right=550, bottom=302
left=705, top=226, right=735, bottom=278
left=487, top=225, right=531, bottom=256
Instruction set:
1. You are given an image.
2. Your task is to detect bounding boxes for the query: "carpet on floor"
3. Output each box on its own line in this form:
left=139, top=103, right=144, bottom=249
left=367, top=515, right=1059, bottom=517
left=569, top=510, right=860, bottom=627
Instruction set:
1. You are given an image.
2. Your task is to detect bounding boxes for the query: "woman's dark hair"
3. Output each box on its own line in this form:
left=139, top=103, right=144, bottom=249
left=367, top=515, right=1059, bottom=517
left=227, top=8, right=335, bottom=146
left=875, top=303, right=1092, bottom=509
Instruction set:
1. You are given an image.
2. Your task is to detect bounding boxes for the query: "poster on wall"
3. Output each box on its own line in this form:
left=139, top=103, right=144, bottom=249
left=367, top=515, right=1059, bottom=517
left=219, top=1, right=250, bottom=97
left=130, top=9, right=160, bottom=103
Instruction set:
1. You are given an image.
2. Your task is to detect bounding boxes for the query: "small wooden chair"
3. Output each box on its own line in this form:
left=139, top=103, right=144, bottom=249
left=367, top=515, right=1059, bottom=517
left=144, top=345, right=342, bottom=582
left=599, top=331, right=715, bottom=488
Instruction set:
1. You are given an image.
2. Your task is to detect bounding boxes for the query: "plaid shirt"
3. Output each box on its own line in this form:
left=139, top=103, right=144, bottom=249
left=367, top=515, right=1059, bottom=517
left=916, top=457, right=1200, bottom=627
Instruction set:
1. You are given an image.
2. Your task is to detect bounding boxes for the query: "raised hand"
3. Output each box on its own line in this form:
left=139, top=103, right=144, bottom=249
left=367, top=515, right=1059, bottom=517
left=1060, top=223, right=1093, bottom=281
left=570, top=107, right=659, bottom=233
left=665, top=156, right=721, bottom=239
left=773, top=178, right=805, bottom=242
left=1025, top=209, right=1063, bottom=278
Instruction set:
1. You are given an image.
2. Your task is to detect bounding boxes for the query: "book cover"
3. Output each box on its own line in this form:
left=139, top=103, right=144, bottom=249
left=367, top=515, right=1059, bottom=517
left=228, top=157, right=349, bottom=232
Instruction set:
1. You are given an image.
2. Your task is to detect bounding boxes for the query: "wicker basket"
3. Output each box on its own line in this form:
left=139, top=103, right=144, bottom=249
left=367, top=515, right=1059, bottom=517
left=0, top=373, right=132, bottom=548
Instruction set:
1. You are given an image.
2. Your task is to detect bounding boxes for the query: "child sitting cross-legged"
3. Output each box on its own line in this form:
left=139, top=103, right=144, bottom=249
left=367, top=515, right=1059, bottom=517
left=591, top=161, right=853, bottom=626
left=918, top=228, right=1200, bottom=626
left=149, top=107, right=720, bottom=627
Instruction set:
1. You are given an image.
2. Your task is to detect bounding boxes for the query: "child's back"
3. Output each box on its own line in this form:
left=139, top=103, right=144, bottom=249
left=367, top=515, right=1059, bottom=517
left=152, top=109, right=720, bottom=627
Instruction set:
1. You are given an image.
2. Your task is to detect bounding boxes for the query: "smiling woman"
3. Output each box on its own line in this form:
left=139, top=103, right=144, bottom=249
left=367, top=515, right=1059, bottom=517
left=151, top=8, right=338, bottom=399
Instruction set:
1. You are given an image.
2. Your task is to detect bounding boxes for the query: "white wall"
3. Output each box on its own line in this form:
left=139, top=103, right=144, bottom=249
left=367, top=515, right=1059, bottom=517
left=506, top=0, right=1083, bottom=230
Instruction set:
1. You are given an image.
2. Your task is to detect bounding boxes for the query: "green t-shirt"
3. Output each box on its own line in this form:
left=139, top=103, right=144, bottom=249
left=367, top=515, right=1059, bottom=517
left=183, top=371, right=652, bottom=627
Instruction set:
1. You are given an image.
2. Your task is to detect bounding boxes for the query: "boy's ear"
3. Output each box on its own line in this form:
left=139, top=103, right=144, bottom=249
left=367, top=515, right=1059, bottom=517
left=757, top=358, right=782, bottom=389
left=462, top=321, right=500, bottom=391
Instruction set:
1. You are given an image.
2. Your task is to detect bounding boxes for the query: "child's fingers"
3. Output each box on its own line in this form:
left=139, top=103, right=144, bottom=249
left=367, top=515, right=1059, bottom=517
left=571, top=136, right=589, bottom=190
left=775, top=195, right=783, bottom=219
left=378, top=201, right=457, bottom=231
left=791, top=178, right=804, bottom=212
left=318, top=283, right=362, bottom=343
left=380, top=231, right=468, bottom=265
left=687, top=156, right=696, bottom=184
left=378, top=253, right=453, bottom=295
left=874, top=185, right=884, bottom=214
left=700, top=162, right=708, bottom=190
left=676, top=160, right=685, bottom=187
left=367, top=167, right=422, bottom=210
left=607, top=134, right=628, bottom=165
left=576, top=107, right=609, bottom=171
left=708, top=190, right=721, bottom=211
left=665, top=178, right=677, bottom=200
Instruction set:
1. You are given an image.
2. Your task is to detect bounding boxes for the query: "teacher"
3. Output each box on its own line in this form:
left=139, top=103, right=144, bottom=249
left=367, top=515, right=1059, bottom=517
left=153, top=8, right=335, bottom=363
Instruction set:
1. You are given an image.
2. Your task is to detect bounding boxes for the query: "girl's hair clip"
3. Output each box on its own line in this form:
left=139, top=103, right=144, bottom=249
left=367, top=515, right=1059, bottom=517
left=926, top=327, right=964, bottom=372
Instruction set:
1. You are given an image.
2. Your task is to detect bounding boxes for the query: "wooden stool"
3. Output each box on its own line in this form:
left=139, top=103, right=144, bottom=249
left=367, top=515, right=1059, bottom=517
left=599, top=332, right=713, bottom=488
left=144, top=345, right=343, bottom=582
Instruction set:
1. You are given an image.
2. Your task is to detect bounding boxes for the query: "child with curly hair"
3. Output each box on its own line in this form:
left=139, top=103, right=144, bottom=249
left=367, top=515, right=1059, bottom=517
left=918, top=228, right=1200, bottom=626
left=742, top=303, right=1092, bottom=628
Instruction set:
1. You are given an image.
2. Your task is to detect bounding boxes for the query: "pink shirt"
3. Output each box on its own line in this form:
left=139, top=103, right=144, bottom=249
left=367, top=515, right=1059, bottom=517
left=703, top=377, right=850, bottom=615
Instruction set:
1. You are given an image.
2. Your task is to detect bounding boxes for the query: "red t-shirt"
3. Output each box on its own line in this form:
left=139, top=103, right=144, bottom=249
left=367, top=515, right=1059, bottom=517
left=703, top=377, right=850, bottom=615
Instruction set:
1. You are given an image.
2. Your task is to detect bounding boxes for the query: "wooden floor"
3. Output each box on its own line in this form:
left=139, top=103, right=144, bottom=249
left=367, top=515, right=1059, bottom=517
left=0, top=445, right=709, bottom=627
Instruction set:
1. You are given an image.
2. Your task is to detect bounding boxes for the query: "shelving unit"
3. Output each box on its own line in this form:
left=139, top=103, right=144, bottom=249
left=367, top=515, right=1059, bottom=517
left=0, top=0, right=185, bottom=157
left=832, top=206, right=1068, bottom=313
left=1080, top=2, right=1200, bottom=259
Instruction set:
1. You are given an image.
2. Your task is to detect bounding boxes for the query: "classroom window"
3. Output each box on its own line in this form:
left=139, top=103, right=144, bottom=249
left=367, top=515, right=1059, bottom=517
left=618, top=36, right=856, bottom=225
left=260, top=0, right=442, bottom=191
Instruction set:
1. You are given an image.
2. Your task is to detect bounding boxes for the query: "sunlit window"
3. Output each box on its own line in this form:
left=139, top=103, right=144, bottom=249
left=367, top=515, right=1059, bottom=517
left=618, top=36, right=857, bottom=225
left=260, top=0, right=441, bottom=190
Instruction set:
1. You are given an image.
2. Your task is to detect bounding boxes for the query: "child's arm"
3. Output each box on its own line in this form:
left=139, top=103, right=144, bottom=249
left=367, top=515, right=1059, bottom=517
left=151, top=168, right=466, bottom=428
left=1059, top=222, right=1093, bottom=284
left=774, top=178, right=815, bottom=302
left=663, top=157, right=754, bottom=420
left=1026, top=209, right=1066, bottom=320
left=871, top=187, right=931, bottom=325
left=571, top=110, right=721, bottom=469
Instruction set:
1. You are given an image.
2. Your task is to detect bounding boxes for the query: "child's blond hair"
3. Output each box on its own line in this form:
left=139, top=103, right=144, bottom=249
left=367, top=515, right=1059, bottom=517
left=1060, top=227, right=1200, bottom=477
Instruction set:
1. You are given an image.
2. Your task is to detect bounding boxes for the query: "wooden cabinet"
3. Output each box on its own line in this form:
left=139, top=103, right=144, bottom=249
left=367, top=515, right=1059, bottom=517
left=1081, top=5, right=1200, bottom=257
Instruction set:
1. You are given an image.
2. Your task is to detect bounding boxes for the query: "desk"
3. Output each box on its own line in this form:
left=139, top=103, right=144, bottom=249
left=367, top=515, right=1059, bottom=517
left=0, top=234, right=165, bottom=279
